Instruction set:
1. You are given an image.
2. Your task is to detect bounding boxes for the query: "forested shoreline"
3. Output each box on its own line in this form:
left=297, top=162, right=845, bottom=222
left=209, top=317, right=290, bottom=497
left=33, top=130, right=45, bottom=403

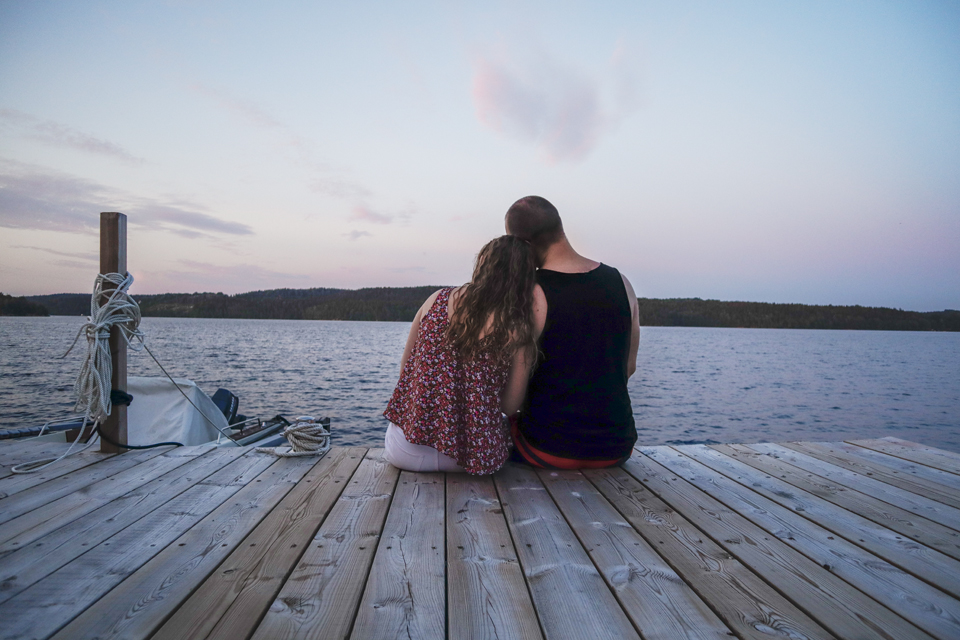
left=19, top=288, right=960, bottom=331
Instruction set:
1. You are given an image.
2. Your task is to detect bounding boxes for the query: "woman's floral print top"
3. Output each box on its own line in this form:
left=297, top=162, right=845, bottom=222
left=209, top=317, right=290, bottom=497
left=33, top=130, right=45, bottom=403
left=384, top=288, right=511, bottom=475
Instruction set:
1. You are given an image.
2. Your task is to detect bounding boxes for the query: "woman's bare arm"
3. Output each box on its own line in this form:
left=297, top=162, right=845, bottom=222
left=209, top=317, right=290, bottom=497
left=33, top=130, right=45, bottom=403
left=398, top=289, right=442, bottom=372
left=500, top=284, right=546, bottom=415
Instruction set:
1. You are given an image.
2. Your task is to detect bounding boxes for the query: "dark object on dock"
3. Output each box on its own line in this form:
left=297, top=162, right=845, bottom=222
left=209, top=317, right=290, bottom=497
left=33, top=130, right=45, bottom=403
left=1, top=436, right=958, bottom=639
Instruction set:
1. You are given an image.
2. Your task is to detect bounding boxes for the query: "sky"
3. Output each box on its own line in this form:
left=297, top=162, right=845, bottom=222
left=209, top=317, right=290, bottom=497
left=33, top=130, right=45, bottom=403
left=1, top=1, right=958, bottom=311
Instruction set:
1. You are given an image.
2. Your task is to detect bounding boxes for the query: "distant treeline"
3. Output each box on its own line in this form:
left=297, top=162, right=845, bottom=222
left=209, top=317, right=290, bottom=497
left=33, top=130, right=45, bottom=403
left=636, top=298, right=960, bottom=332
left=28, top=287, right=441, bottom=322
left=0, top=293, right=49, bottom=316
left=24, top=289, right=960, bottom=331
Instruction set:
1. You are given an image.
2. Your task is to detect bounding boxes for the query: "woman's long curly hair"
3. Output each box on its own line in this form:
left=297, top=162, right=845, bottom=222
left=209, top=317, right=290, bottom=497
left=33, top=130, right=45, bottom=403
left=446, top=235, right=537, bottom=363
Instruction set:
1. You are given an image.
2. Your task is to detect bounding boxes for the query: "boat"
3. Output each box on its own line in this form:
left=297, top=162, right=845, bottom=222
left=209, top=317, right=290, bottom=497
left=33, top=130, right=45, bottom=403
left=0, top=376, right=330, bottom=450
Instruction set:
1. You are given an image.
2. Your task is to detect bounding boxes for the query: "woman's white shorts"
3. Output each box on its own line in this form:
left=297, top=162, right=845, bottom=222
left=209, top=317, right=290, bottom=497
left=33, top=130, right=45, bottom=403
left=383, top=422, right=465, bottom=473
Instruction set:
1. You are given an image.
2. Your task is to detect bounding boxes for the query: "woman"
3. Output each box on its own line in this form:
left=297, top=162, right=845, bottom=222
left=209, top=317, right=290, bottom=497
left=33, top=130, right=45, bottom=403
left=383, top=235, right=540, bottom=474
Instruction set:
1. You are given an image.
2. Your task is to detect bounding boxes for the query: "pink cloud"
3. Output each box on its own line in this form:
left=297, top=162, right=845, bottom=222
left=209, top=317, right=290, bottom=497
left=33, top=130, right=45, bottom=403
left=350, top=205, right=393, bottom=224
left=471, top=45, right=640, bottom=163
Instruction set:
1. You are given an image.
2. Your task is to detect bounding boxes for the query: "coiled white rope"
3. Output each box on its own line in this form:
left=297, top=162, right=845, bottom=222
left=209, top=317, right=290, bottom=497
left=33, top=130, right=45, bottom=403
left=11, top=273, right=141, bottom=473
left=257, top=418, right=331, bottom=457
left=12, top=272, right=238, bottom=473
left=66, top=272, right=145, bottom=422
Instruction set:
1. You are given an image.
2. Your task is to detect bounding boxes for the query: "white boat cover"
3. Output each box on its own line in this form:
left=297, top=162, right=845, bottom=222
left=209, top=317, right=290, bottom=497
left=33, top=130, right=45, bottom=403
left=127, top=376, right=229, bottom=446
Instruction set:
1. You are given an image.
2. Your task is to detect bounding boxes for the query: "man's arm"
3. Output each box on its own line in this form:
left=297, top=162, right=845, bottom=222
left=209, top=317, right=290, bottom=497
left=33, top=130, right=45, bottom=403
left=620, top=274, right=640, bottom=377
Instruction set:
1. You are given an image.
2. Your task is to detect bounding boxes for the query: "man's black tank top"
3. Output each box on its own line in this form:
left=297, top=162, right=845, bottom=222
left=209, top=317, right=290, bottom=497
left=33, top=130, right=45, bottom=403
left=518, top=263, right=636, bottom=459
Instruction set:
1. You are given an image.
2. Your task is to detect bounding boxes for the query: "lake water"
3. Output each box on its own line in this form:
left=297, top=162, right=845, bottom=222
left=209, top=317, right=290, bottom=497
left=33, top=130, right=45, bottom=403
left=1, top=316, right=958, bottom=452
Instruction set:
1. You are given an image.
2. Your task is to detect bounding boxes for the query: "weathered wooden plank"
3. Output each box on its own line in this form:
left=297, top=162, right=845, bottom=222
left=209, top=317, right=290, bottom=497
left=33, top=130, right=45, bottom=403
left=703, top=444, right=960, bottom=597
left=52, top=450, right=349, bottom=640
left=750, top=442, right=960, bottom=533
left=632, top=447, right=926, bottom=640
left=0, top=445, right=213, bottom=552
left=587, top=461, right=832, bottom=640
left=0, top=449, right=279, bottom=640
left=783, top=441, right=960, bottom=510
left=538, top=468, right=732, bottom=640
left=0, top=442, right=80, bottom=476
left=727, top=443, right=960, bottom=561
left=0, top=447, right=245, bottom=605
left=151, top=448, right=365, bottom=640
left=0, top=449, right=114, bottom=496
left=0, top=446, right=167, bottom=520
left=446, top=474, right=543, bottom=640
left=850, top=438, right=960, bottom=475
left=667, top=445, right=960, bottom=640
left=809, top=440, right=960, bottom=492
left=494, top=463, right=641, bottom=640
left=0, top=440, right=73, bottom=465
left=250, top=449, right=400, bottom=640
left=350, top=471, right=446, bottom=640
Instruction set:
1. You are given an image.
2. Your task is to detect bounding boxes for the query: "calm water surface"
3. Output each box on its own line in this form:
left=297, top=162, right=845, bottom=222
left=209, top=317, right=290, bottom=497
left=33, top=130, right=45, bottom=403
left=1, top=316, right=957, bottom=451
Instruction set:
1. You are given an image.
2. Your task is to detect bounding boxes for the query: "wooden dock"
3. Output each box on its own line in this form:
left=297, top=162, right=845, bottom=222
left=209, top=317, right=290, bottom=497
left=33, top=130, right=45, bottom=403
left=1, top=436, right=960, bottom=639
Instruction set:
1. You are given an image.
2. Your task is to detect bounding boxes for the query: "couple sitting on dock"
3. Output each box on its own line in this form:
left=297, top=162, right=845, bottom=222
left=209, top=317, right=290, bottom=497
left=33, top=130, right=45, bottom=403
left=383, top=196, right=640, bottom=475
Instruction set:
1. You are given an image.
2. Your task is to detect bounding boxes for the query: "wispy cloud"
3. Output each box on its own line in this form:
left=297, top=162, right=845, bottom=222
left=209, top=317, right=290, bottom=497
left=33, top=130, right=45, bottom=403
left=189, top=85, right=288, bottom=132
left=350, top=205, right=394, bottom=224
left=11, top=245, right=98, bottom=261
left=191, top=84, right=377, bottom=206
left=0, top=109, right=144, bottom=164
left=349, top=203, right=415, bottom=226
left=137, top=260, right=312, bottom=294
left=0, top=160, right=252, bottom=238
left=344, top=230, right=372, bottom=241
left=471, top=42, right=641, bottom=163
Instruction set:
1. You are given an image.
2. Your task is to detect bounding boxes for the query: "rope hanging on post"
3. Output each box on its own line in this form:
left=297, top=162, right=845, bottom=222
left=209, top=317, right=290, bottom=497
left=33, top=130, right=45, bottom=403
left=64, top=272, right=145, bottom=423
left=12, top=272, right=142, bottom=474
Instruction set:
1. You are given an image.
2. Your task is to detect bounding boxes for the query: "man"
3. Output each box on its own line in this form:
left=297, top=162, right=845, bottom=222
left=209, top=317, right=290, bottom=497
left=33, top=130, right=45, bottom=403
left=506, top=195, right=640, bottom=468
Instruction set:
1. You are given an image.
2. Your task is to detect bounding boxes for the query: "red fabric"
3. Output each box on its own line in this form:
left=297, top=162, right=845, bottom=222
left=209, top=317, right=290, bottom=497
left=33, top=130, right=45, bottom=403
left=384, top=288, right=511, bottom=475
left=510, top=416, right=626, bottom=470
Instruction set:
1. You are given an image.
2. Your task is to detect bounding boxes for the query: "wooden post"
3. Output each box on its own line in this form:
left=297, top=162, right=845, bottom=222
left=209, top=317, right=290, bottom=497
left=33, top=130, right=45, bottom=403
left=99, top=212, right=127, bottom=453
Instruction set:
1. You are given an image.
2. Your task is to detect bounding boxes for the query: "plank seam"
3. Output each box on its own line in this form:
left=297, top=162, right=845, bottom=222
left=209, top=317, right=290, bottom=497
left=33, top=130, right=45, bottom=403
left=669, top=445, right=932, bottom=640
left=628, top=448, right=837, bottom=638
left=492, top=465, right=549, bottom=640
left=342, top=454, right=402, bottom=640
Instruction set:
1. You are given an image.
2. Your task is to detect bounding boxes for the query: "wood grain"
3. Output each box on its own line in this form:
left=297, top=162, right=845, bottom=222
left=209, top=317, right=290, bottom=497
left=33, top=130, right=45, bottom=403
left=667, top=445, right=960, bottom=640
left=446, top=474, right=543, bottom=640
left=0, top=449, right=279, bottom=640
left=704, top=443, right=960, bottom=597
left=250, top=449, right=400, bottom=640
left=494, top=463, right=641, bottom=640
left=152, top=448, right=365, bottom=640
left=631, top=448, right=925, bottom=640
left=849, top=438, right=960, bottom=476
left=729, top=443, right=960, bottom=561
left=0, top=446, right=167, bottom=520
left=0, top=444, right=212, bottom=551
left=783, top=441, right=960, bottom=510
left=0, top=448, right=115, bottom=498
left=350, top=471, right=446, bottom=640
left=0, top=447, right=245, bottom=605
left=539, top=468, right=732, bottom=640
left=52, top=451, right=339, bottom=640
left=750, top=442, right=960, bottom=533
left=587, top=461, right=831, bottom=640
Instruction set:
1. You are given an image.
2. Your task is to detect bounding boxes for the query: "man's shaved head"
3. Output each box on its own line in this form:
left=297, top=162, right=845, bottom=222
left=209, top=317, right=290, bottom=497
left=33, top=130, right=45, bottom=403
left=505, top=196, right=564, bottom=255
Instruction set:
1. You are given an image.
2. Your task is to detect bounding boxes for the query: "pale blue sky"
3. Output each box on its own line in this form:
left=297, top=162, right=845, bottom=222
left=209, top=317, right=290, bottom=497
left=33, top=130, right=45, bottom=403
left=1, top=1, right=958, bottom=311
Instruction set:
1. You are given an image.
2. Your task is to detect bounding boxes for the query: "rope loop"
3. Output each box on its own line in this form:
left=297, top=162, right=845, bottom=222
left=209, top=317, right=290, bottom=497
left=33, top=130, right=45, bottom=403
left=257, top=417, right=331, bottom=458
left=62, top=272, right=145, bottom=425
